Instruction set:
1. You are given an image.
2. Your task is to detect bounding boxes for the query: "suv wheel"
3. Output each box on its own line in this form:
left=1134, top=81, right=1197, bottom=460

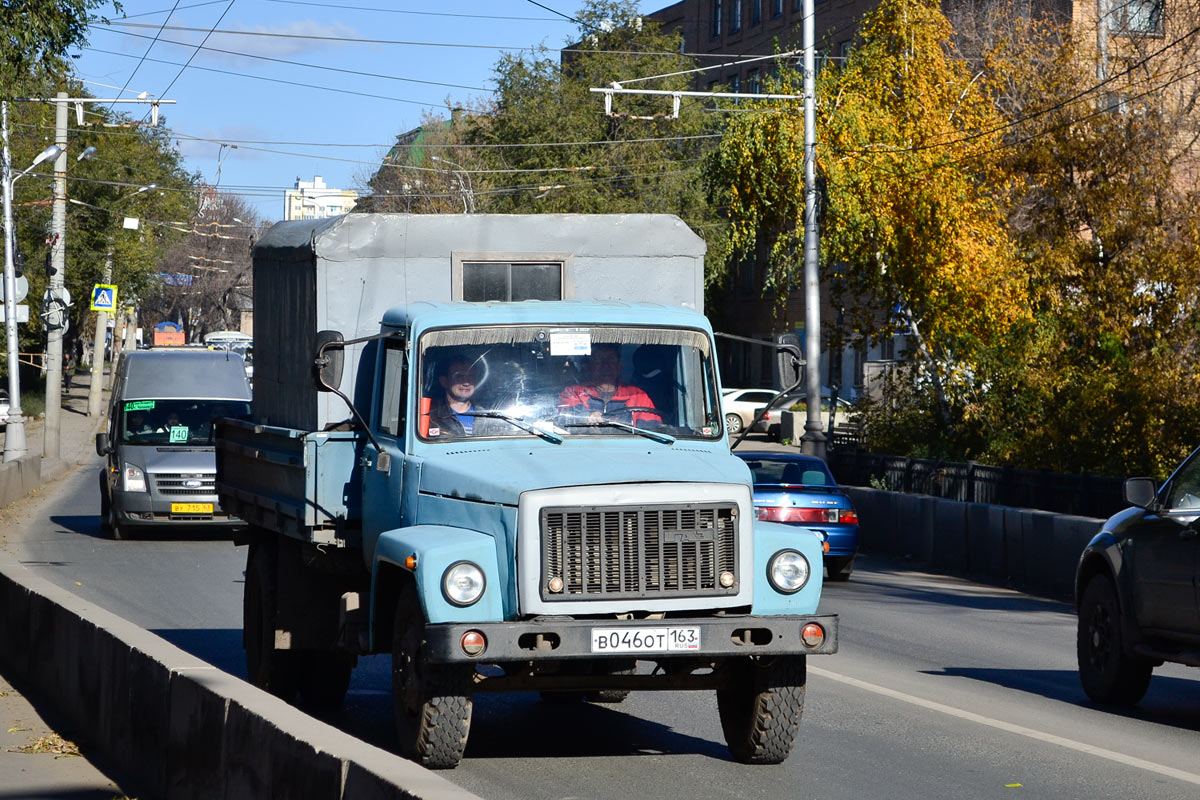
left=1077, top=575, right=1153, bottom=706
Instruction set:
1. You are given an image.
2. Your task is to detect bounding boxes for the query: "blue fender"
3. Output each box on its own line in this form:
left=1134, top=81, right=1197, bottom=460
left=373, top=525, right=504, bottom=624
left=752, top=520, right=826, bottom=615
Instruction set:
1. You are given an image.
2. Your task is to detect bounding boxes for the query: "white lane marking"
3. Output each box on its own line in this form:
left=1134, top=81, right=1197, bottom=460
left=809, top=665, right=1200, bottom=787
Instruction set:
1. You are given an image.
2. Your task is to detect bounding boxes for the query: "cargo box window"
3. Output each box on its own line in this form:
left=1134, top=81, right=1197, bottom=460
left=452, top=253, right=573, bottom=302
left=462, top=262, right=561, bottom=302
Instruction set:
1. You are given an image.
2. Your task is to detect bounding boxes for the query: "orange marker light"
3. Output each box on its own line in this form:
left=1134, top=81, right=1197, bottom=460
left=801, top=623, right=825, bottom=648
left=404, top=555, right=417, bottom=570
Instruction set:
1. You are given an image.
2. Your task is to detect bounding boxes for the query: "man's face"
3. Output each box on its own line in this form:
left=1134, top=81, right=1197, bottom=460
left=588, top=347, right=621, bottom=386
left=440, top=361, right=478, bottom=403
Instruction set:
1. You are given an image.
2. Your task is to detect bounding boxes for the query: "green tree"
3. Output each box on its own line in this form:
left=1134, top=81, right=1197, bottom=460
left=0, top=0, right=115, bottom=93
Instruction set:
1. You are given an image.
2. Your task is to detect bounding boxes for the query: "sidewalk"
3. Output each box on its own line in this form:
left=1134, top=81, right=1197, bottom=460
left=0, top=368, right=133, bottom=799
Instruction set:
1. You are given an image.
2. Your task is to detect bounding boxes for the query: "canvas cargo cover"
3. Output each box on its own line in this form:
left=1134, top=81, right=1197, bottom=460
left=119, top=349, right=252, bottom=401
left=252, top=213, right=707, bottom=431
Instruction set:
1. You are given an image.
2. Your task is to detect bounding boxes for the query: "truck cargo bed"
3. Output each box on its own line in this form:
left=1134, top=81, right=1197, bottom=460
left=215, top=418, right=362, bottom=545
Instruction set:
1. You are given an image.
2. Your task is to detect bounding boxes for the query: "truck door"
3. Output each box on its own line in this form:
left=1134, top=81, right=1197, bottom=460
left=361, top=336, right=408, bottom=563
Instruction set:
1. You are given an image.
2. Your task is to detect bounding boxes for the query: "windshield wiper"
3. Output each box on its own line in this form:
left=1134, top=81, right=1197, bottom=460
left=467, top=410, right=564, bottom=444
left=562, top=419, right=676, bottom=445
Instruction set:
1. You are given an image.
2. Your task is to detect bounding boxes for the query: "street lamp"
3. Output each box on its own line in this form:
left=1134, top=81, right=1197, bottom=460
left=1, top=101, right=66, bottom=460
left=430, top=156, right=476, bottom=213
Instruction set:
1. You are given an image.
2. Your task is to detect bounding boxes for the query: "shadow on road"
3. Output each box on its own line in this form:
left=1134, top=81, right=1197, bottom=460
left=927, top=666, right=1200, bottom=731
left=48, top=514, right=237, bottom=543
left=463, top=692, right=731, bottom=761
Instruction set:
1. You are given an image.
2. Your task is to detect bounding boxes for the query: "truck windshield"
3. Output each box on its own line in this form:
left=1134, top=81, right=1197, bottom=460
left=417, top=325, right=722, bottom=442
left=120, top=399, right=252, bottom=445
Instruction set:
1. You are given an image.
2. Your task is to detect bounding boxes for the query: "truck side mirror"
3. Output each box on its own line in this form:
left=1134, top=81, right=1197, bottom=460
left=95, top=432, right=111, bottom=457
left=314, top=330, right=345, bottom=392
left=1124, top=477, right=1158, bottom=510
left=775, top=332, right=803, bottom=390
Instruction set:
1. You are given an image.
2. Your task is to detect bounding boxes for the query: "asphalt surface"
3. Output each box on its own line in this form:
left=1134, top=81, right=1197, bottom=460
left=8, top=423, right=1200, bottom=800
left=0, top=368, right=132, bottom=800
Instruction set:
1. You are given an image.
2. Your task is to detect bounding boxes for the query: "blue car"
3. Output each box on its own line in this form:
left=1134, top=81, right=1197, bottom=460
left=735, top=451, right=859, bottom=581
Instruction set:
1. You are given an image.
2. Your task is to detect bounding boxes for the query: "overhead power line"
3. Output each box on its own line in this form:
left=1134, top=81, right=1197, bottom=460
left=83, top=46, right=455, bottom=106
left=264, top=0, right=566, bottom=21
left=92, top=29, right=493, bottom=92
left=98, top=19, right=778, bottom=59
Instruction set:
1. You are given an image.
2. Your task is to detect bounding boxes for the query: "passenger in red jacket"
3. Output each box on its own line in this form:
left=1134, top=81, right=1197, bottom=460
left=557, top=343, right=661, bottom=426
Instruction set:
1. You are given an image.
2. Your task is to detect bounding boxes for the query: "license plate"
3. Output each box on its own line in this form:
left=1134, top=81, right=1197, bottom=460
left=170, top=502, right=213, bottom=514
left=590, top=626, right=701, bottom=653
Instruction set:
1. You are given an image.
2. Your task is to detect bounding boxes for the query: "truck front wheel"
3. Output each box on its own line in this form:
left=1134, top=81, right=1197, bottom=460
left=244, top=541, right=299, bottom=701
left=717, top=655, right=806, bottom=765
left=392, top=584, right=473, bottom=769
left=1077, top=575, right=1153, bottom=705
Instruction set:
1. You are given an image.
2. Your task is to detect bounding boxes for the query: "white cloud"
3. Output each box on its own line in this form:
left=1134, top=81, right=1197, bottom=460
left=200, top=20, right=367, bottom=64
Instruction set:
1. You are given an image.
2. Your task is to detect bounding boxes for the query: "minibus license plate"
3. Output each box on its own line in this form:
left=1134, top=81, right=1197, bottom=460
left=171, top=502, right=213, bottom=514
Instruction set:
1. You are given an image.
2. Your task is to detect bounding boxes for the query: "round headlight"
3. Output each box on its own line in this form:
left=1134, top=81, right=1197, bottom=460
left=768, top=549, right=810, bottom=594
left=442, top=561, right=486, bottom=607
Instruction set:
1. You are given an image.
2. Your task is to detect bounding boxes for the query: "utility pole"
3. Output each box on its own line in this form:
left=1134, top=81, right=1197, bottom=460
left=43, top=92, right=68, bottom=459
left=588, top=55, right=823, bottom=454
left=19, top=94, right=174, bottom=457
left=798, top=0, right=826, bottom=460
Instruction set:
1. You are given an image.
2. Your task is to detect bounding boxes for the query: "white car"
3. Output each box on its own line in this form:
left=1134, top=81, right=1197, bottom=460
left=0, top=389, right=9, bottom=427
left=721, top=388, right=782, bottom=435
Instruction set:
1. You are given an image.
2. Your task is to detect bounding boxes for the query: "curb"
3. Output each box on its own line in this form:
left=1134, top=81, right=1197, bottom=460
left=0, top=551, right=481, bottom=800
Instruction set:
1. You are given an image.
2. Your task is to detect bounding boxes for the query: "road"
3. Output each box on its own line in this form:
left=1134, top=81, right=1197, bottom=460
left=6, top=453, right=1200, bottom=799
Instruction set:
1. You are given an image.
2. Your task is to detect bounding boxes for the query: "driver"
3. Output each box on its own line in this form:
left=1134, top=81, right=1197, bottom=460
left=429, top=357, right=483, bottom=437
left=558, top=343, right=661, bottom=426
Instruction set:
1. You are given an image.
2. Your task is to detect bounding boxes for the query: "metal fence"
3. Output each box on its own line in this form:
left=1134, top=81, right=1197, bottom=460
left=826, top=450, right=1127, bottom=519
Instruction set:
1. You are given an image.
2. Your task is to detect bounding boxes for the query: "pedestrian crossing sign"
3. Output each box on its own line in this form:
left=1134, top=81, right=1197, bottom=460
left=91, top=284, right=118, bottom=312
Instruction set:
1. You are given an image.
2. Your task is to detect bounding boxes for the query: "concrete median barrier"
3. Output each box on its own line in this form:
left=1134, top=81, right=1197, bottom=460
left=0, top=552, right=480, bottom=800
left=845, top=487, right=1103, bottom=599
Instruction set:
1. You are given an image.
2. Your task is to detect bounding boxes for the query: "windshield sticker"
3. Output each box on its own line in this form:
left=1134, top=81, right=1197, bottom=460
left=124, top=400, right=155, bottom=411
left=168, top=425, right=189, bottom=443
left=549, top=331, right=591, bottom=356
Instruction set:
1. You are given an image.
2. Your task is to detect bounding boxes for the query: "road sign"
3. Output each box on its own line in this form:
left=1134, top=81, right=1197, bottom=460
left=0, top=275, right=29, bottom=303
left=91, top=284, right=118, bottom=312
left=0, top=305, right=30, bottom=323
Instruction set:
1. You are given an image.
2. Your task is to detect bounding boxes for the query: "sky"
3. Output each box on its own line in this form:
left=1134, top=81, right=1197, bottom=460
left=69, top=0, right=662, bottom=221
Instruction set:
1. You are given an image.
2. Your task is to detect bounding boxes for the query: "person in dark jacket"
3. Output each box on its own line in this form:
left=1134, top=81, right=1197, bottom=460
left=427, top=358, right=481, bottom=438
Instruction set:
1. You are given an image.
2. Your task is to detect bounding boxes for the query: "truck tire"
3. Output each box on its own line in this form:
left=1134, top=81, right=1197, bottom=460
left=1077, top=575, right=1153, bottom=706
left=298, top=652, right=355, bottom=713
left=717, top=655, right=806, bottom=765
left=825, top=555, right=854, bottom=582
left=392, top=584, right=473, bottom=769
left=243, top=541, right=300, bottom=701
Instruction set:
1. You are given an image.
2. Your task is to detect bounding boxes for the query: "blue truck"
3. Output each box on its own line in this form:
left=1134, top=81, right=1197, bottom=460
left=216, top=213, right=838, bottom=768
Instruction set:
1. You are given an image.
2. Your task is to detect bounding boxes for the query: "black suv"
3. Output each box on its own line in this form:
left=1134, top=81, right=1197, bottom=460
left=1075, top=448, right=1200, bottom=705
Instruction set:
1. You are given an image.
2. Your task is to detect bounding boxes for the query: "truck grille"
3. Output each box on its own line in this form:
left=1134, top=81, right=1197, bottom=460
left=540, top=504, right=739, bottom=601
left=154, top=473, right=215, bottom=496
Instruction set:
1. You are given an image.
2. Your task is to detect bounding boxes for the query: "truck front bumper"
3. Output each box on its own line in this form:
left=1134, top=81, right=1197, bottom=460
left=424, top=613, right=838, bottom=663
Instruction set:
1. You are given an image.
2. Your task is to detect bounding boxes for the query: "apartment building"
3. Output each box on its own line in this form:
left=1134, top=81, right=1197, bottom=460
left=284, top=176, right=358, bottom=221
